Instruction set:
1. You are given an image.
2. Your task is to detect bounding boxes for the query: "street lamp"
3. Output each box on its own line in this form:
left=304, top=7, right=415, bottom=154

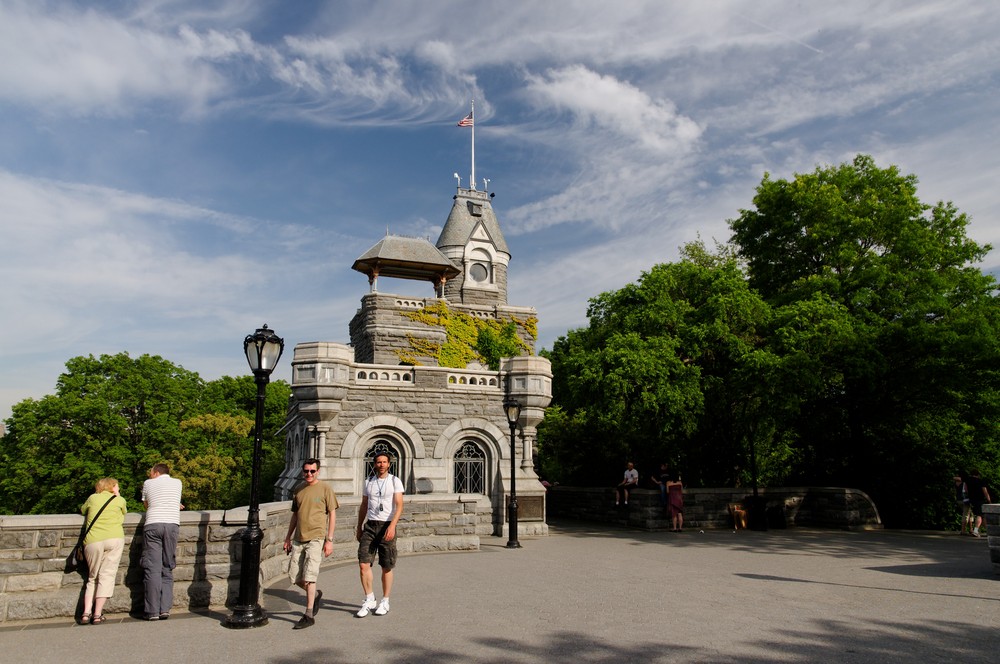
left=503, top=397, right=522, bottom=549
left=224, top=324, right=284, bottom=629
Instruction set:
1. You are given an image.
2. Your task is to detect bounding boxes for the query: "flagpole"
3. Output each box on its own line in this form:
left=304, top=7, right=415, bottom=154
left=470, top=99, right=476, bottom=190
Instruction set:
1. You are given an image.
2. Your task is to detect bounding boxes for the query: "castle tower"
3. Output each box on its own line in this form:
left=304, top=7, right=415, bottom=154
left=282, top=143, right=551, bottom=545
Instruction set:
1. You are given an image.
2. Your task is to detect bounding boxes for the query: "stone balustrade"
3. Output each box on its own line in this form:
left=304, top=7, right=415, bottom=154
left=0, top=493, right=493, bottom=623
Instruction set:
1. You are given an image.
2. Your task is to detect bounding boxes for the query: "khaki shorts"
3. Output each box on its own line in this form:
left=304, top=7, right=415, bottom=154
left=288, top=539, right=324, bottom=584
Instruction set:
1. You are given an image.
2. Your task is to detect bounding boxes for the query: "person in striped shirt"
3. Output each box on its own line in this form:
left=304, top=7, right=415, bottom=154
left=141, top=463, right=183, bottom=621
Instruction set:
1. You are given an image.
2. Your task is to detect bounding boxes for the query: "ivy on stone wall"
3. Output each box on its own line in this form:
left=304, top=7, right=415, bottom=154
left=398, top=301, right=537, bottom=370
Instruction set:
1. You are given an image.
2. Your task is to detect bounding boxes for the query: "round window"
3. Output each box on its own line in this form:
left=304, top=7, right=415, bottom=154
left=469, top=263, right=489, bottom=282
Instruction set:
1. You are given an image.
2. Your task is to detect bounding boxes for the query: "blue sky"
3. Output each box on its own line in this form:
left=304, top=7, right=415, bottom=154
left=2, top=1, right=999, bottom=422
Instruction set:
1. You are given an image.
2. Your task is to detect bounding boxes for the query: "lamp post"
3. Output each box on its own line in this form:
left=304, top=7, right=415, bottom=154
left=503, top=397, right=522, bottom=549
left=224, top=324, right=284, bottom=629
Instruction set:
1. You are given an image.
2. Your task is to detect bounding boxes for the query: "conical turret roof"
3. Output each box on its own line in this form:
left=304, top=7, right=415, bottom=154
left=436, top=188, right=509, bottom=255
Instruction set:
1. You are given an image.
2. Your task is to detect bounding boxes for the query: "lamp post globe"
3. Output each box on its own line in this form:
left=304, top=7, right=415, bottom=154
left=224, top=324, right=284, bottom=629
left=503, top=397, right=522, bottom=549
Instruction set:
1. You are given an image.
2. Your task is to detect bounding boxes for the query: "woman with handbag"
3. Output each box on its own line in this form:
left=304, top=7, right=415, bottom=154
left=79, top=477, right=127, bottom=624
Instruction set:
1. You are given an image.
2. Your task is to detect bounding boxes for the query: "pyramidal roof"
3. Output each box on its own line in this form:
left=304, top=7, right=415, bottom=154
left=351, top=234, right=460, bottom=282
left=436, top=188, right=509, bottom=255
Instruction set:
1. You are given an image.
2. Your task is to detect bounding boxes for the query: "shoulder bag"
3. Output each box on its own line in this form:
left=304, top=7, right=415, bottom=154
left=64, top=495, right=117, bottom=574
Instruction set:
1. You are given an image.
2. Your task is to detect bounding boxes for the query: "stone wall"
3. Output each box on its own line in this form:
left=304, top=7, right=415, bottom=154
left=0, top=493, right=493, bottom=623
left=347, top=293, right=538, bottom=366
left=547, top=486, right=884, bottom=531
left=348, top=293, right=447, bottom=365
left=985, top=504, right=1000, bottom=574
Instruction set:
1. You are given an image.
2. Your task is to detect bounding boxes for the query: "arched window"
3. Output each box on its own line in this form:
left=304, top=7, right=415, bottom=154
left=454, top=441, right=486, bottom=494
left=468, top=248, right=493, bottom=285
left=363, top=439, right=402, bottom=481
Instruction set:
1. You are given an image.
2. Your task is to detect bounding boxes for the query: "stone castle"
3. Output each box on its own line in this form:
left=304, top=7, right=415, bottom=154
left=275, top=185, right=553, bottom=537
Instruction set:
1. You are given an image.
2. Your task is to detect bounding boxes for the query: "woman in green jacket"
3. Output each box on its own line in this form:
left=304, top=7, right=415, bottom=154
left=79, top=477, right=128, bottom=624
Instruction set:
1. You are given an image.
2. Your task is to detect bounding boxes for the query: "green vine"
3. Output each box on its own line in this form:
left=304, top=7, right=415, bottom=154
left=398, top=301, right=536, bottom=369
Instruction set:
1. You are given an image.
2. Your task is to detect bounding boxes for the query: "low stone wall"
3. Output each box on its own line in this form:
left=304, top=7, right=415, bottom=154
left=547, top=486, right=883, bottom=531
left=985, top=504, right=1000, bottom=575
left=0, top=493, right=494, bottom=623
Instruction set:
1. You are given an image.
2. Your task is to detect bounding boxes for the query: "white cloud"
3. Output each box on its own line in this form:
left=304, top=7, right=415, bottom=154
left=2, top=0, right=999, bottom=422
left=0, top=171, right=288, bottom=356
left=0, top=2, right=260, bottom=115
left=525, top=66, right=702, bottom=155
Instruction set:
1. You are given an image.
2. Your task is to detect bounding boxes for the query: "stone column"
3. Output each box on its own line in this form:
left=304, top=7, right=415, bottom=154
left=315, top=427, right=328, bottom=463
left=520, top=428, right=535, bottom=471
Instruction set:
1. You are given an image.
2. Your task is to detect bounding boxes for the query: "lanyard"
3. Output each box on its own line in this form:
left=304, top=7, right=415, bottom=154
left=372, top=474, right=390, bottom=512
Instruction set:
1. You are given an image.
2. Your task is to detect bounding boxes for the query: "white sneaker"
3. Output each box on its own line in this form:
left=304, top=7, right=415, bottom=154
left=374, top=598, right=390, bottom=616
left=355, top=598, right=377, bottom=617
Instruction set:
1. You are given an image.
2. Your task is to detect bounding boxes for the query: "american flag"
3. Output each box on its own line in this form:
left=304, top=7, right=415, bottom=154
left=457, top=112, right=474, bottom=127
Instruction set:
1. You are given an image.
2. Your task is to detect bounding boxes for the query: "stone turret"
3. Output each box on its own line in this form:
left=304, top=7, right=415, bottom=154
left=437, top=187, right=510, bottom=307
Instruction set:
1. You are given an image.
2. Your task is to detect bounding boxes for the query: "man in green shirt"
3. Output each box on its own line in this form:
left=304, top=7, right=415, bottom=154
left=283, top=458, right=338, bottom=629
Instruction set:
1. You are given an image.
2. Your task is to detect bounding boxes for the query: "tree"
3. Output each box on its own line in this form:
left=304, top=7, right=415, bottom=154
left=0, top=353, right=291, bottom=515
left=172, top=413, right=252, bottom=510
left=541, top=243, right=787, bottom=488
left=729, top=155, right=1000, bottom=526
left=540, top=156, right=1000, bottom=528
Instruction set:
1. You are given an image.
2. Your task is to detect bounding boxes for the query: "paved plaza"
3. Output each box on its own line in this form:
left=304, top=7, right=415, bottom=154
left=3, top=520, right=997, bottom=663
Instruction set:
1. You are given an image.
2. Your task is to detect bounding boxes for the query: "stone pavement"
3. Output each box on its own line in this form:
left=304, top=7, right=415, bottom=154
left=2, top=521, right=997, bottom=663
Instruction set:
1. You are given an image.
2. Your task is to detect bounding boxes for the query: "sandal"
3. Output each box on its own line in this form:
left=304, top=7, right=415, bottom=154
left=80, top=614, right=92, bottom=625
left=92, top=615, right=106, bottom=624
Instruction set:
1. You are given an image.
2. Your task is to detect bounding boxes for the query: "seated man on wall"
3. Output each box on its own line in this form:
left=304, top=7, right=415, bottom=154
left=616, top=462, right=639, bottom=506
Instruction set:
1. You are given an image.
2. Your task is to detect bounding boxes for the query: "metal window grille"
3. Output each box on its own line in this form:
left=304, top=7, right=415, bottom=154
left=364, top=440, right=401, bottom=479
left=454, top=441, right=486, bottom=494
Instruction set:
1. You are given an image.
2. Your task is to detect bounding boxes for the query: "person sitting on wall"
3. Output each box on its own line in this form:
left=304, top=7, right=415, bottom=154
left=616, top=462, right=639, bottom=506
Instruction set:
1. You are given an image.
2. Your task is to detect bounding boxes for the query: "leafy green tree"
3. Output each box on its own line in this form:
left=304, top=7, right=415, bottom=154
left=541, top=156, right=999, bottom=528
left=199, top=374, right=291, bottom=504
left=0, top=353, right=291, bottom=515
left=172, top=413, right=253, bottom=510
left=730, top=155, right=1000, bottom=526
left=0, top=353, right=204, bottom=513
left=541, top=243, right=787, bottom=488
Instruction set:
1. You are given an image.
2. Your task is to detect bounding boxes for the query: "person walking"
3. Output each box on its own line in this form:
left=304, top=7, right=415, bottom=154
left=79, top=477, right=127, bottom=624
left=283, top=458, right=339, bottom=630
left=954, top=473, right=972, bottom=535
left=355, top=452, right=404, bottom=617
left=967, top=469, right=993, bottom=537
left=141, top=463, right=182, bottom=621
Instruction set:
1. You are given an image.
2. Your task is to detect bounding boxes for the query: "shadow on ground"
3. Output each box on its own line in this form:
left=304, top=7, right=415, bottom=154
left=261, top=619, right=997, bottom=663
